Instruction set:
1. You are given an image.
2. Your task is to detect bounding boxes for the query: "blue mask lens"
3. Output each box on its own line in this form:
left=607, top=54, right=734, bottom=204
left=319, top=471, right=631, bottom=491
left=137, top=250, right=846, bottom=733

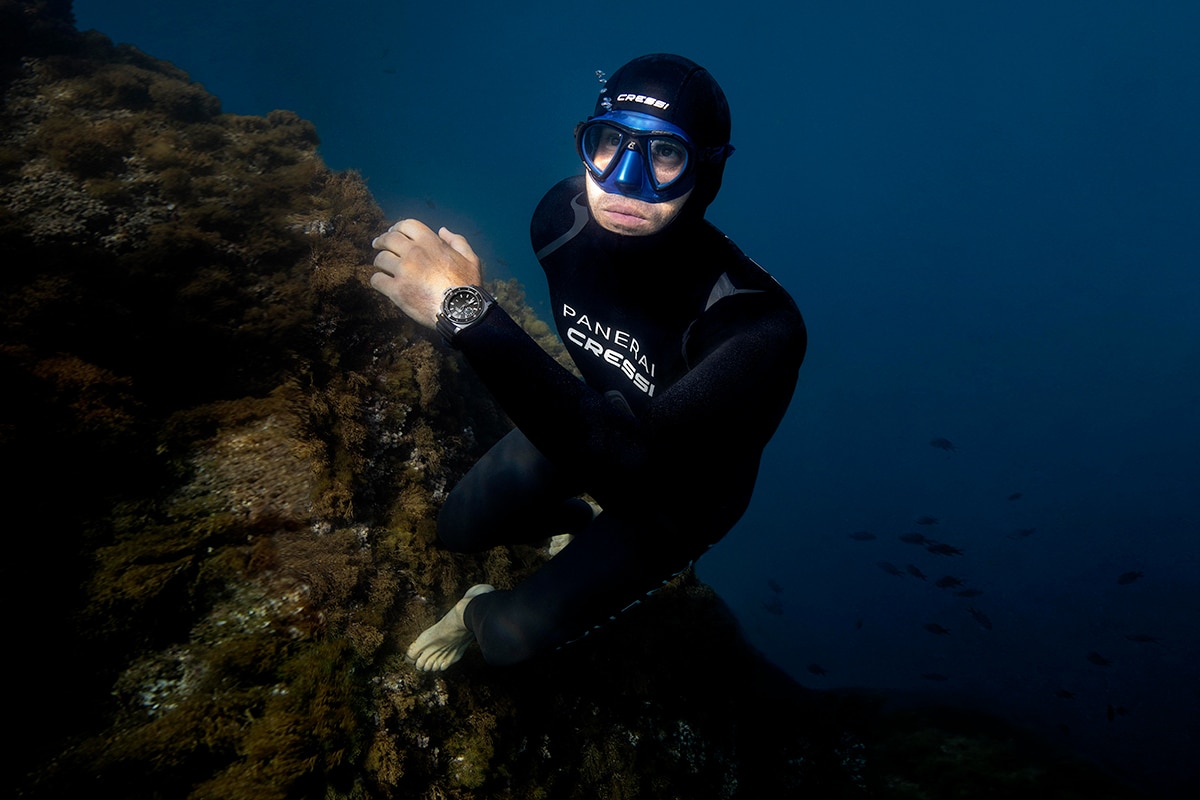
left=577, top=111, right=697, bottom=203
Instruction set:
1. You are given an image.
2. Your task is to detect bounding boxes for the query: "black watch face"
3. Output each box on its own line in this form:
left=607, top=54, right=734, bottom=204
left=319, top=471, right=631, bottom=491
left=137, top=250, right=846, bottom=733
left=444, top=287, right=484, bottom=324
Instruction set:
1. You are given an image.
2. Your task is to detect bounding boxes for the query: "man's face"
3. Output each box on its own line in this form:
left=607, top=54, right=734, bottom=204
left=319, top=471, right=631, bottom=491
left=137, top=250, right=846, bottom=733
left=584, top=172, right=692, bottom=236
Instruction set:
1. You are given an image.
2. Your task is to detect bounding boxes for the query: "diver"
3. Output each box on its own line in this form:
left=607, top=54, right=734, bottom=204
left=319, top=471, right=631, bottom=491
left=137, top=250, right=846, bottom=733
left=370, top=53, right=806, bottom=670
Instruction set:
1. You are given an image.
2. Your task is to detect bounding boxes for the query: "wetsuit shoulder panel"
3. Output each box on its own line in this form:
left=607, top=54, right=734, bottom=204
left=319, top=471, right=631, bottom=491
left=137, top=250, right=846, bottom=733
left=531, top=176, right=589, bottom=264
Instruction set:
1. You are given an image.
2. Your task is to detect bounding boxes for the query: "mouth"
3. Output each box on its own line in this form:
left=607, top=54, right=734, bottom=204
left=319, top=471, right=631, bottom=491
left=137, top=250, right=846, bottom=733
left=600, top=201, right=648, bottom=224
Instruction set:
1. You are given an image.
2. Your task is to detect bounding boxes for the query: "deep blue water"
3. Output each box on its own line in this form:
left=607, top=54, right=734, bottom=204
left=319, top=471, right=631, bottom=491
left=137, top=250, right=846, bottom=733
left=74, top=1, right=1200, bottom=794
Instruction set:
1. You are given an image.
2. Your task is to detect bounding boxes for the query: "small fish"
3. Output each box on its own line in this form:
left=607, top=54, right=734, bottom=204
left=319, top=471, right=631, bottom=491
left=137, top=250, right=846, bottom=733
left=848, top=530, right=877, bottom=541
left=1117, top=570, right=1144, bottom=585
left=1086, top=651, right=1112, bottom=667
left=1123, top=633, right=1160, bottom=644
left=923, top=622, right=951, bottom=635
left=854, top=618, right=864, bottom=630
left=930, top=437, right=956, bottom=452
left=926, top=542, right=964, bottom=556
left=915, top=515, right=940, bottom=525
left=1056, top=689, right=1075, bottom=700
left=899, top=532, right=932, bottom=545
left=807, top=663, right=828, bottom=676
left=767, top=579, right=783, bottom=594
left=920, top=672, right=949, bottom=682
left=967, top=607, right=993, bottom=630
left=906, top=564, right=928, bottom=580
left=935, top=575, right=965, bottom=589
left=877, top=561, right=905, bottom=577
left=955, top=588, right=984, bottom=598
left=1007, top=527, right=1036, bottom=540
left=761, top=596, right=784, bottom=616
left=1105, top=704, right=1131, bottom=722
left=1007, top=492, right=1023, bottom=501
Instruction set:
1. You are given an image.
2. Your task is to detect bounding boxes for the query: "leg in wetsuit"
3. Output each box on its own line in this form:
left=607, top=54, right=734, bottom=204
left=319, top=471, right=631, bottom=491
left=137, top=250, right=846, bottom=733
left=438, top=428, right=732, bottom=666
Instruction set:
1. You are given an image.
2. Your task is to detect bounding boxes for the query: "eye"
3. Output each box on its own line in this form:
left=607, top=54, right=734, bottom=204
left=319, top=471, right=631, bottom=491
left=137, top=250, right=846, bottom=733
left=585, top=125, right=624, bottom=170
left=649, top=138, right=688, bottom=183
left=649, top=140, right=684, bottom=164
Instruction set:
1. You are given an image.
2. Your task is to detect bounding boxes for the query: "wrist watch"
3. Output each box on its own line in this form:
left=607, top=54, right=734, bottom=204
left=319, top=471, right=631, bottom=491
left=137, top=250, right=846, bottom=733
left=436, top=285, right=494, bottom=344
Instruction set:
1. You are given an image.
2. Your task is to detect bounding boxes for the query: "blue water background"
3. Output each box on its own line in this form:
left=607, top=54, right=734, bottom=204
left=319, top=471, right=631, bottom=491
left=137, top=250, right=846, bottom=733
left=74, top=1, right=1200, bottom=793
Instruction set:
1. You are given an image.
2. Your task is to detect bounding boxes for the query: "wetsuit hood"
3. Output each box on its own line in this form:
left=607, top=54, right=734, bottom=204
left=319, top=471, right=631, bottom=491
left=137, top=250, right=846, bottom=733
left=534, top=176, right=726, bottom=300
left=591, top=53, right=732, bottom=221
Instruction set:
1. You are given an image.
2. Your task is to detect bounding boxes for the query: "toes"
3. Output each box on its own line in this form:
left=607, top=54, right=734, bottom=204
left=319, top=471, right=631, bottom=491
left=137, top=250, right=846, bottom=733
left=410, top=634, right=469, bottom=672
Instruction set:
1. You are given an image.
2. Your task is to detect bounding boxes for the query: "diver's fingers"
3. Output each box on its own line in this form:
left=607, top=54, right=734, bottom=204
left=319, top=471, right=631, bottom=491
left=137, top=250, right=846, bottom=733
left=368, top=269, right=391, bottom=292
left=371, top=221, right=480, bottom=287
left=371, top=219, right=435, bottom=254
left=371, top=248, right=403, bottom=277
left=371, top=231, right=399, bottom=256
left=368, top=265, right=406, bottom=303
left=438, top=227, right=479, bottom=264
left=371, top=229, right=419, bottom=257
left=391, top=218, right=438, bottom=241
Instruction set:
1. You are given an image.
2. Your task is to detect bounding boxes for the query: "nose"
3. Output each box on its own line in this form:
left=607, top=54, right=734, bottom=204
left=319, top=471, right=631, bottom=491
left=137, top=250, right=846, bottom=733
left=612, top=146, right=646, bottom=190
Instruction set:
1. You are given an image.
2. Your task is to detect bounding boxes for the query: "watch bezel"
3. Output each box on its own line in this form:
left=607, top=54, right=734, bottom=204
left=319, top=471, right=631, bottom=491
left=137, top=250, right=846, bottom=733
left=443, top=285, right=486, bottom=324
left=436, top=285, right=493, bottom=344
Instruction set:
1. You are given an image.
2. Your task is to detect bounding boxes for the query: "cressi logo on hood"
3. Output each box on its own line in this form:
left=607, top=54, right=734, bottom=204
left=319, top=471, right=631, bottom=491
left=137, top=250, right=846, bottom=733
left=615, top=93, right=670, bottom=111
left=595, top=53, right=730, bottom=149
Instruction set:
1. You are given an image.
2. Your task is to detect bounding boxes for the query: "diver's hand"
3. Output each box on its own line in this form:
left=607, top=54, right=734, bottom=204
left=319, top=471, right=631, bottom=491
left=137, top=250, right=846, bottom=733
left=369, top=219, right=483, bottom=328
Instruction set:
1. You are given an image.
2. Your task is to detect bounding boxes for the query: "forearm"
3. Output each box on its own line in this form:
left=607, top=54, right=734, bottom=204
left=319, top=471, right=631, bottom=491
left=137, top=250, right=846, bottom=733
left=453, top=302, right=800, bottom=501
left=455, top=306, right=640, bottom=476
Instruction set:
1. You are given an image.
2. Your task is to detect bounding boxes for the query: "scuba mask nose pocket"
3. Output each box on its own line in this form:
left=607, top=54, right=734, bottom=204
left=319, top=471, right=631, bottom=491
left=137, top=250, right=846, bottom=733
left=612, top=146, right=647, bottom=190
left=577, top=111, right=697, bottom=203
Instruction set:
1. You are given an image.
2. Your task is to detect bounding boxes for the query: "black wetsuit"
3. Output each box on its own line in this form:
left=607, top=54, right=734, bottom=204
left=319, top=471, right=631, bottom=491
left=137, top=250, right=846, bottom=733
left=438, top=175, right=806, bottom=666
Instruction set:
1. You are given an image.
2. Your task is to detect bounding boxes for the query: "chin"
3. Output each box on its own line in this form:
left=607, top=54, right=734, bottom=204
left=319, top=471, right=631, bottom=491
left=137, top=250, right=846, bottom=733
left=584, top=174, right=689, bottom=236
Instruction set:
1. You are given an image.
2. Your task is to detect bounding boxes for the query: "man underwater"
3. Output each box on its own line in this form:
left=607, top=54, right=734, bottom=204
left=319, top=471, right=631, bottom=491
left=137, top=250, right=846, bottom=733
left=370, top=53, right=806, bottom=671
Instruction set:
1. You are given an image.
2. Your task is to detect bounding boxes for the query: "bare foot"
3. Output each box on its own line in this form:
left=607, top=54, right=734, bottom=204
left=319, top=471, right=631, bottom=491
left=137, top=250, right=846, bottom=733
left=547, top=533, right=573, bottom=557
left=406, top=584, right=495, bottom=672
left=547, top=499, right=601, bottom=558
